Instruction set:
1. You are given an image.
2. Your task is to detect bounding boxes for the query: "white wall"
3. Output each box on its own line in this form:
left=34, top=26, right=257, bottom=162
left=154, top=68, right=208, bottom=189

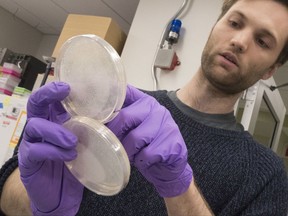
left=121, top=0, right=222, bottom=90
left=0, top=6, right=42, bottom=56
left=0, top=6, right=58, bottom=61
left=35, top=35, right=59, bottom=61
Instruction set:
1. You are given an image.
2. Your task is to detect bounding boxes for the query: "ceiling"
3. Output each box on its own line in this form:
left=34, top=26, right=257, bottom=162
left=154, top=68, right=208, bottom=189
left=0, top=0, right=140, bottom=35
left=0, top=0, right=287, bottom=108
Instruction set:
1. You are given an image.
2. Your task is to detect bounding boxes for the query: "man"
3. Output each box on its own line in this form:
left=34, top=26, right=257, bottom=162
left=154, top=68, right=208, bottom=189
left=1, top=0, right=288, bottom=215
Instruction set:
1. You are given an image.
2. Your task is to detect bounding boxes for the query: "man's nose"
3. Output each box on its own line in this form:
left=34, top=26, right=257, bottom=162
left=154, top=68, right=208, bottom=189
left=230, top=31, right=250, bottom=53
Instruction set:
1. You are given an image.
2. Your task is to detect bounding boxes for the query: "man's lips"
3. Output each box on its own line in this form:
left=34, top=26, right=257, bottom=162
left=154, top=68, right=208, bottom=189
left=220, top=52, right=239, bottom=67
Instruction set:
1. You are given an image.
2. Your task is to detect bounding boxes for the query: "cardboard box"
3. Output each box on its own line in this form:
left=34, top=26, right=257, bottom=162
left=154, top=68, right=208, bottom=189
left=52, top=14, right=127, bottom=58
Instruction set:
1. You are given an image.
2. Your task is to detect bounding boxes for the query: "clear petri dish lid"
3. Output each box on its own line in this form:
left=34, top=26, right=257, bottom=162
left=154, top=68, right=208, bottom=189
left=54, top=34, right=126, bottom=123
left=64, top=116, right=130, bottom=196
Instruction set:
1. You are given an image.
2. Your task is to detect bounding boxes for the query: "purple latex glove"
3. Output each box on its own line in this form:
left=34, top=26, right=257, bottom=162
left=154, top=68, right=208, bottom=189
left=18, top=82, right=84, bottom=216
left=107, top=85, right=193, bottom=197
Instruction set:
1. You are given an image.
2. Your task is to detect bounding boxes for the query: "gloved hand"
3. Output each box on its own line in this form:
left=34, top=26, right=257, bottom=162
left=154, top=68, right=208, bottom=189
left=107, top=85, right=193, bottom=197
left=18, top=82, right=84, bottom=216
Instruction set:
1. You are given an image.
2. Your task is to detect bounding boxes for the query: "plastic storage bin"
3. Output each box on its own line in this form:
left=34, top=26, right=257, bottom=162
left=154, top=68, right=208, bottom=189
left=2, top=62, right=22, bottom=78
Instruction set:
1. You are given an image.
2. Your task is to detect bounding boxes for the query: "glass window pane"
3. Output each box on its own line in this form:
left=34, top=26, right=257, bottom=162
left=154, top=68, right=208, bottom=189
left=253, top=96, right=277, bottom=148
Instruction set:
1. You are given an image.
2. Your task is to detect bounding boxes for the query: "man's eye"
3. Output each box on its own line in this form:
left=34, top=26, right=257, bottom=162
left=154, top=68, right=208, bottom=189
left=256, top=38, right=269, bottom=48
left=229, top=20, right=240, bottom=28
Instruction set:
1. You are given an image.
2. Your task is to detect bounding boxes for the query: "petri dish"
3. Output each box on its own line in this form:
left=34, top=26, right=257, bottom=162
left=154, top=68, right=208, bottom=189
left=64, top=116, right=130, bottom=196
left=54, top=34, right=130, bottom=195
left=55, top=34, right=126, bottom=123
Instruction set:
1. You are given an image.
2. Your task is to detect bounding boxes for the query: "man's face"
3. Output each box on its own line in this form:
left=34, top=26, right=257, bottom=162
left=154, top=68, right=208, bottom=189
left=201, top=0, right=288, bottom=94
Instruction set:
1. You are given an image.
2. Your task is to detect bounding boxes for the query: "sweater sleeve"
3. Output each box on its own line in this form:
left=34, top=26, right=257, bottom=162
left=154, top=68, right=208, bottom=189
left=240, top=168, right=288, bottom=216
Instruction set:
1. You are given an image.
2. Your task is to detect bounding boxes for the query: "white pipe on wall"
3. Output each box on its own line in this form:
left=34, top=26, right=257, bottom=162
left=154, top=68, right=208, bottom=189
left=121, top=0, right=222, bottom=91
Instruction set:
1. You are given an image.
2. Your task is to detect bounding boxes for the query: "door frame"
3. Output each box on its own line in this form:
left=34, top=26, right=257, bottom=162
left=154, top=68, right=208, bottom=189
left=237, top=78, right=286, bottom=152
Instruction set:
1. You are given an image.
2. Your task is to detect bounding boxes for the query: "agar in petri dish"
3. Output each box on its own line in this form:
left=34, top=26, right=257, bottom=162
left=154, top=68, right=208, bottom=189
left=55, top=34, right=126, bottom=123
left=55, top=34, right=130, bottom=195
left=64, top=116, right=130, bottom=196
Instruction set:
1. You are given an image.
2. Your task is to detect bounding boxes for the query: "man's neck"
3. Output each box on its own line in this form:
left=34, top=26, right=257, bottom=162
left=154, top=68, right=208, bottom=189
left=177, top=69, right=241, bottom=114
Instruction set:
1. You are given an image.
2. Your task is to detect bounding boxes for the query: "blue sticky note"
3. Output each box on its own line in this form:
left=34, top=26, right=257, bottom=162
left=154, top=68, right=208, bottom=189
left=0, top=103, right=3, bottom=109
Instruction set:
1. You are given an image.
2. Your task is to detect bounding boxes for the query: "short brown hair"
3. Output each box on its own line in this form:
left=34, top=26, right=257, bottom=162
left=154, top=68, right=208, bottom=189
left=218, top=0, right=288, bottom=65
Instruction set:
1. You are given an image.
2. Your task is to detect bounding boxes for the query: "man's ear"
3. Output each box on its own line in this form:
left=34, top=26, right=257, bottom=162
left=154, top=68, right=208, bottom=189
left=261, top=63, right=281, bottom=80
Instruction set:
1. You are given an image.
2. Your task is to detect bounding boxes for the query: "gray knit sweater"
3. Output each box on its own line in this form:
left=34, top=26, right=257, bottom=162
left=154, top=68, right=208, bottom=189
left=0, top=90, right=287, bottom=216
left=76, top=90, right=288, bottom=215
